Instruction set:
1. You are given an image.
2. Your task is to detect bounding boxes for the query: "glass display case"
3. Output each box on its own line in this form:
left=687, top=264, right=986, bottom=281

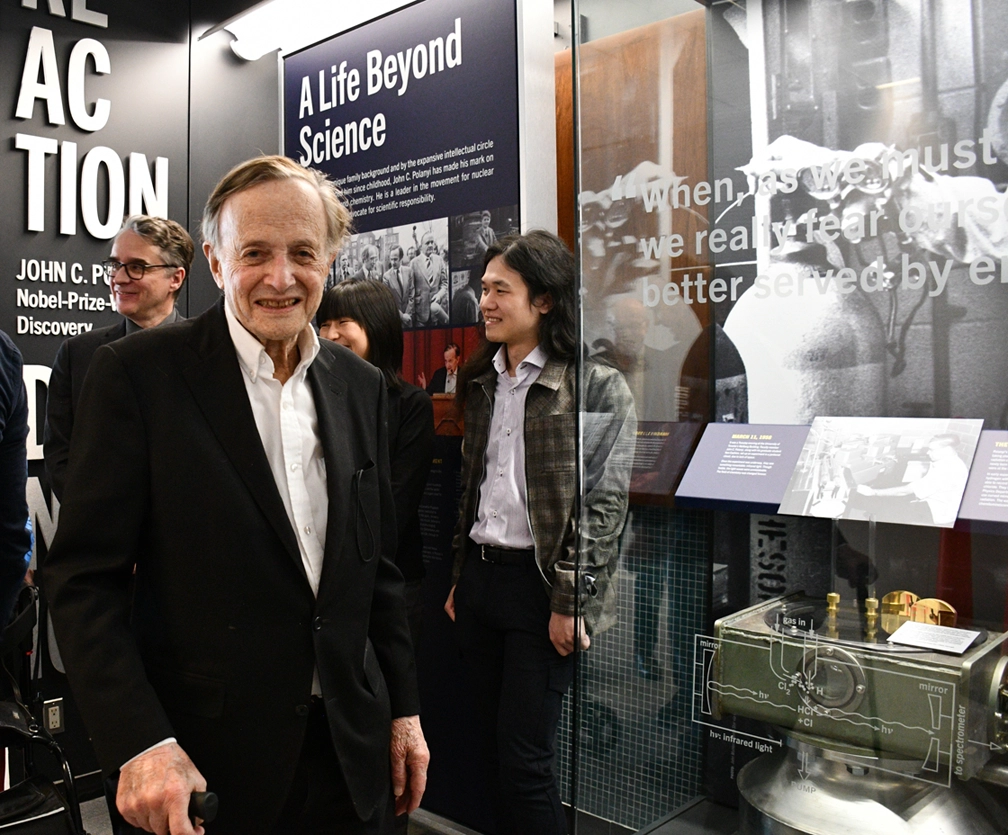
left=563, top=1, right=1008, bottom=832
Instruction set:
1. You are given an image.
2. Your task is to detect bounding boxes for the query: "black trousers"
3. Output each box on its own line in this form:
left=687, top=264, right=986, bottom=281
left=454, top=548, right=574, bottom=835
left=108, top=700, right=394, bottom=834
left=273, top=698, right=394, bottom=835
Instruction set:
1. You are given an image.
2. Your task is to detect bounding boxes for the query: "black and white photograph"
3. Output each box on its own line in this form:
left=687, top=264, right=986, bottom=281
left=449, top=265, right=482, bottom=326
left=777, top=416, right=983, bottom=527
left=326, top=218, right=451, bottom=329
left=448, top=204, right=520, bottom=268
left=710, top=0, right=1008, bottom=428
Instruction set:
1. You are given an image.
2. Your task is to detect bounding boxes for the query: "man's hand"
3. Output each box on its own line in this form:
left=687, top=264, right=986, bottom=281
left=390, top=715, right=429, bottom=816
left=444, top=585, right=456, bottom=621
left=418, top=372, right=427, bottom=389
left=117, top=742, right=206, bottom=835
left=549, top=612, right=590, bottom=656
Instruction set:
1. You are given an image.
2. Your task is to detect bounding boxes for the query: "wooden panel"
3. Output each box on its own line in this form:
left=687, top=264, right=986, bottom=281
left=577, top=27, right=662, bottom=194
left=555, top=12, right=708, bottom=268
left=555, top=49, right=576, bottom=251
left=569, top=11, right=711, bottom=506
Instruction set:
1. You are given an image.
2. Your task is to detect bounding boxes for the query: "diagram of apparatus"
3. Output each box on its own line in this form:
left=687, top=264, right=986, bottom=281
left=695, top=593, right=1008, bottom=833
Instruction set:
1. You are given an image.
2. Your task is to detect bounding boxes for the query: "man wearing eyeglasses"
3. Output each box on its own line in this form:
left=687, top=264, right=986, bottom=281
left=43, top=215, right=194, bottom=500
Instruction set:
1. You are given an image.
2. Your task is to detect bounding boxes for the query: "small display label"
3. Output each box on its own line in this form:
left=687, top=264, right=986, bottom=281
left=887, top=621, right=981, bottom=655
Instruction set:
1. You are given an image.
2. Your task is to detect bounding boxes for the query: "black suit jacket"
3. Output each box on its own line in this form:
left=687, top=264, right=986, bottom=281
left=425, top=366, right=448, bottom=395
left=42, top=301, right=418, bottom=831
left=43, top=320, right=127, bottom=501
left=387, top=383, right=434, bottom=582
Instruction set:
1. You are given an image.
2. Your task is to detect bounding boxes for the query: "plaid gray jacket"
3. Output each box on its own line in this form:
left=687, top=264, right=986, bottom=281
left=451, top=355, right=636, bottom=634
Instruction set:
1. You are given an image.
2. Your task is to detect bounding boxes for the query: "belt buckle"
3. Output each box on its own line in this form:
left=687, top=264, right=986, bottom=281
left=479, top=544, right=491, bottom=563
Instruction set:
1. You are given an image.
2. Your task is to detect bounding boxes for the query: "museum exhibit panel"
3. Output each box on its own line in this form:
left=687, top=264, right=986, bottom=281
left=4, top=0, right=1008, bottom=832
left=561, top=0, right=1008, bottom=832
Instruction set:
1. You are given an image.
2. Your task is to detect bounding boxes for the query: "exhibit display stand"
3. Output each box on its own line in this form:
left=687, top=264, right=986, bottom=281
left=676, top=418, right=1008, bottom=833
left=573, top=6, right=1008, bottom=819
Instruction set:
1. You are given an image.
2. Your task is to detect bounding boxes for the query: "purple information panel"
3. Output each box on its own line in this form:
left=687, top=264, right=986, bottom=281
left=959, top=430, right=1008, bottom=527
left=675, top=424, right=811, bottom=514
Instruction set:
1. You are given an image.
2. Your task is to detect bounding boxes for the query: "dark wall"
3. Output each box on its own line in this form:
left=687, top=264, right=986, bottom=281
left=0, top=1, right=191, bottom=364
left=186, top=20, right=279, bottom=316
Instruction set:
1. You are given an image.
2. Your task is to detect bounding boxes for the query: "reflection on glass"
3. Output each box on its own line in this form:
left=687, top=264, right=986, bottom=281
left=566, top=2, right=712, bottom=831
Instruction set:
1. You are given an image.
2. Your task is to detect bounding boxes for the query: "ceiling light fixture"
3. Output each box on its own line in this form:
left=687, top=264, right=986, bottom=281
left=201, top=0, right=415, bottom=61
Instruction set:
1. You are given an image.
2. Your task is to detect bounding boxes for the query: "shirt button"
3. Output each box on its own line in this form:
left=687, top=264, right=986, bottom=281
left=304, top=525, right=312, bottom=535
left=313, top=617, right=322, bottom=631
left=506, top=429, right=511, bottom=435
left=259, top=356, right=267, bottom=365
left=295, top=704, right=310, bottom=717
left=290, top=463, right=298, bottom=472
left=492, top=511, right=498, bottom=517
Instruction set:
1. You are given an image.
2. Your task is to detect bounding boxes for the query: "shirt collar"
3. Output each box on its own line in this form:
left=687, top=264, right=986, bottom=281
left=492, top=344, right=547, bottom=381
left=224, top=301, right=320, bottom=384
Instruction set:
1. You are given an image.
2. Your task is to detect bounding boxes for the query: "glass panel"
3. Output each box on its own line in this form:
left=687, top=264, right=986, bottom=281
left=567, top=1, right=1008, bottom=833
left=567, top=1, right=713, bottom=831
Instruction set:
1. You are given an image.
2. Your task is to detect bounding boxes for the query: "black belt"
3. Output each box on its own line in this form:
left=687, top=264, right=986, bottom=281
left=472, top=542, right=535, bottom=565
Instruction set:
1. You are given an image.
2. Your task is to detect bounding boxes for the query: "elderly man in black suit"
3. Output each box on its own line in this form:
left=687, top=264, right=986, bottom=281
left=42, top=156, right=428, bottom=835
left=43, top=215, right=193, bottom=501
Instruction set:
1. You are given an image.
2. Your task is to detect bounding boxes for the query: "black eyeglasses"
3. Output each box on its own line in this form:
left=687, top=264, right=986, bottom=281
left=101, top=260, right=177, bottom=280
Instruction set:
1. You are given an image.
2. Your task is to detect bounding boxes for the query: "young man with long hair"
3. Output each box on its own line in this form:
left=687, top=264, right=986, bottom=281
left=444, top=230, right=635, bottom=834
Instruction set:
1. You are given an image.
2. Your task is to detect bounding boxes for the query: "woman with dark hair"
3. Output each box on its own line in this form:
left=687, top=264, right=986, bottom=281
left=445, top=230, right=635, bottom=834
left=317, top=281, right=434, bottom=651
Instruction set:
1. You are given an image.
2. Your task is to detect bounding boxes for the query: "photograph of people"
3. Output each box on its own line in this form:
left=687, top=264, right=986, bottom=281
left=381, top=245, right=414, bottom=327
left=410, top=230, right=449, bottom=326
left=326, top=250, right=353, bottom=290
left=474, top=210, right=496, bottom=259
left=450, top=263, right=483, bottom=326
left=450, top=207, right=519, bottom=269
left=418, top=343, right=460, bottom=395
left=443, top=230, right=635, bottom=834
left=778, top=417, right=981, bottom=528
left=352, top=243, right=381, bottom=283
left=855, top=434, right=971, bottom=527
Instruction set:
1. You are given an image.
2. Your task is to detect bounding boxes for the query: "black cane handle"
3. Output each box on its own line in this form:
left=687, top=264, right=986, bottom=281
left=188, top=791, right=218, bottom=825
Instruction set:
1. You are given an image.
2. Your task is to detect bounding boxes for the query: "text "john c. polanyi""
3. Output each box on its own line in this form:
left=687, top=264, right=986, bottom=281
left=16, top=259, right=107, bottom=286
